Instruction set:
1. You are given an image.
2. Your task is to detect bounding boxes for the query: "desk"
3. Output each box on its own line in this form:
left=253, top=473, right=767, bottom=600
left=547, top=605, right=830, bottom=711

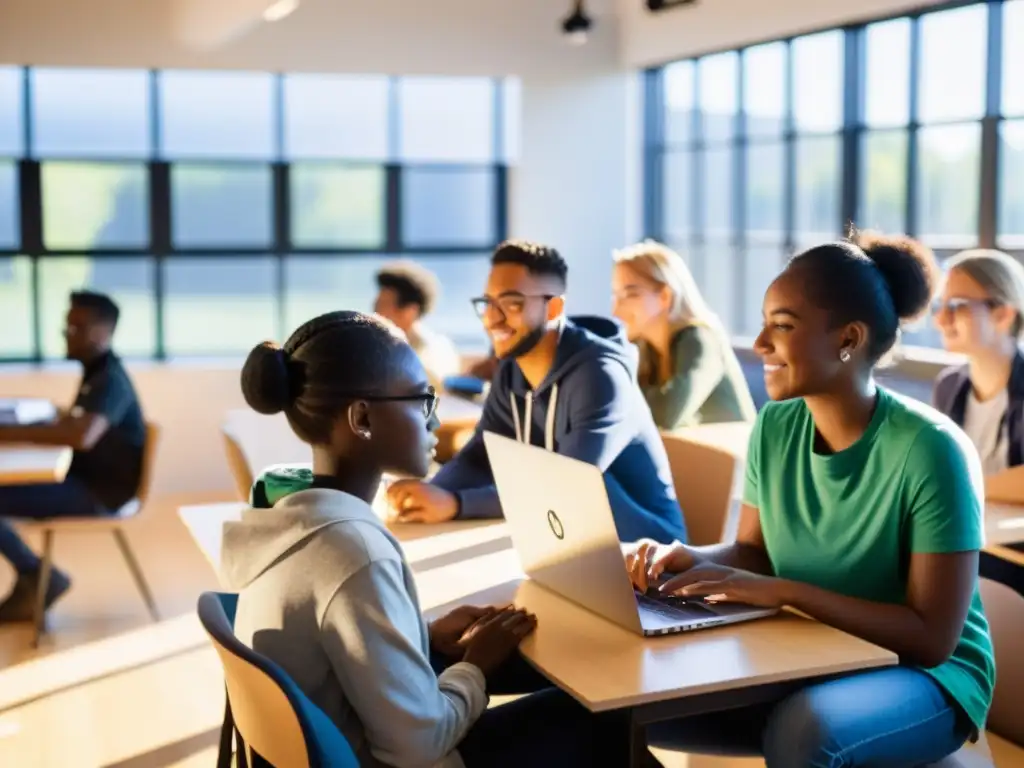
left=985, top=503, right=1024, bottom=547
left=181, top=498, right=896, bottom=768
left=0, top=445, right=72, bottom=485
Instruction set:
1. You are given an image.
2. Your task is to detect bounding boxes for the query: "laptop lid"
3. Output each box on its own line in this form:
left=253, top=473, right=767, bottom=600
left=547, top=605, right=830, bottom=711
left=482, top=431, right=642, bottom=634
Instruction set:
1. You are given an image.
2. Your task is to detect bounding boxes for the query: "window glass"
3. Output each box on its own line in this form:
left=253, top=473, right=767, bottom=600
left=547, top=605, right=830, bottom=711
left=41, top=162, right=148, bottom=250
left=401, top=168, right=495, bottom=247
left=794, top=136, right=841, bottom=240
left=171, top=165, right=273, bottom=248
left=291, top=164, right=386, bottom=248
left=0, top=67, right=23, bottom=156
left=0, top=161, right=18, bottom=248
left=859, top=131, right=908, bottom=235
left=0, top=256, right=33, bottom=357
left=398, top=78, right=494, bottom=162
left=792, top=31, right=844, bottom=132
left=916, top=124, right=981, bottom=245
left=864, top=19, right=911, bottom=128
left=698, top=52, right=738, bottom=143
left=283, top=74, right=389, bottom=159
left=664, top=61, right=695, bottom=145
left=743, top=43, right=786, bottom=137
left=919, top=5, right=987, bottom=123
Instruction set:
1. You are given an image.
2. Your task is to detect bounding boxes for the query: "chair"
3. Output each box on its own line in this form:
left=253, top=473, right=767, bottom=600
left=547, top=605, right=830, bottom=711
left=21, top=422, right=161, bottom=648
left=222, top=425, right=255, bottom=501
left=197, top=591, right=359, bottom=768
left=660, top=431, right=738, bottom=546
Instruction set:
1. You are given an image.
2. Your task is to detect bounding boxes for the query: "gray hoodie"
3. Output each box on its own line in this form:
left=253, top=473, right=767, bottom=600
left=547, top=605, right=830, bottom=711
left=220, top=487, right=488, bottom=768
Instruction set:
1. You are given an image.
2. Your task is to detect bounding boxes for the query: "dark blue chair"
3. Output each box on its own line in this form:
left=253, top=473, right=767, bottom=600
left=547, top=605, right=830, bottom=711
left=197, top=592, right=359, bottom=768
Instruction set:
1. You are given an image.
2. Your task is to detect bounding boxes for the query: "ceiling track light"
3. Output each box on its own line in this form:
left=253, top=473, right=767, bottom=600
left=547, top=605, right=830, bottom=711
left=561, top=0, right=593, bottom=46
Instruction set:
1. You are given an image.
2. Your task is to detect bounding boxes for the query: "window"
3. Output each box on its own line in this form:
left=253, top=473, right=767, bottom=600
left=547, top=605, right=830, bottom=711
left=792, top=31, right=844, bottom=133
left=41, top=162, right=148, bottom=250
left=1005, top=1, right=1024, bottom=116
left=398, top=78, right=495, bottom=162
left=0, top=67, right=22, bottom=156
left=283, top=254, right=492, bottom=347
left=30, top=68, right=150, bottom=158
left=283, top=75, right=390, bottom=160
left=999, top=121, right=1024, bottom=243
left=39, top=257, right=155, bottom=358
left=0, top=161, right=17, bottom=249
left=171, top=165, right=273, bottom=248
left=916, top=124, right=981, bottom=245
left=163, top=258, right=278, bottom=356
left=2, top=67, right=509, bottom=361
left=159, top=71, right=276, bottom=159
left=290, top=164, right=386, bottom=249
left=402, top=168, right=496, bottom=247
left=918, top=5, right=987, bottom=123
left=0, top=256, right=33, bottom=358
left=645, top=1, right=1023, bottom=348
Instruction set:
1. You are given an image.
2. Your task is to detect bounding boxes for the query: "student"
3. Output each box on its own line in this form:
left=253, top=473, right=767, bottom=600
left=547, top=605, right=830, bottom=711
left=932, top=249, right=1024, bottom=474
left=932, top=248, right=1024, bottom=595
left=625, top=231, right=994, bottom=765
left=224, top=310, right=647, bottom=768
left=0, top=291, right=145, bottom=622
left=386, top=239, right=687, bottom=545
left=612, top=240, right=756, bottom=429
left=374, top=260, right=461, bottom=389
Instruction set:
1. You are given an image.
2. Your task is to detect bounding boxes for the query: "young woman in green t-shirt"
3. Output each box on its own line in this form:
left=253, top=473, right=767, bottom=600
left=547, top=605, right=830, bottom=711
left=625, top=231, right=995, bottom=765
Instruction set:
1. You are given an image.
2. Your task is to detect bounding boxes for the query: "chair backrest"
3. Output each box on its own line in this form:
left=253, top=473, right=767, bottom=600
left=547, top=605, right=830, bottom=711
left=660, top=431, right=738, bottom=546
left=980, top=578, right=1024, bottom=746
left=222, top=425, right=255, bottom=502
left=197, top=592, right=359, bottom=768
left=135, top=422, right=161, bottom=507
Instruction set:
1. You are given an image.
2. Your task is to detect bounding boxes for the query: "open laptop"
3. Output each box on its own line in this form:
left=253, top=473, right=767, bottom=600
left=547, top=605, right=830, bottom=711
left=482, top=431, right=778, bottom=637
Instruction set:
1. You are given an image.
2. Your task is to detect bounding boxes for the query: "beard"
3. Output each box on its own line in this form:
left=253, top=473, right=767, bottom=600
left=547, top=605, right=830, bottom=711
left=500, top=323, right=548, bottom=359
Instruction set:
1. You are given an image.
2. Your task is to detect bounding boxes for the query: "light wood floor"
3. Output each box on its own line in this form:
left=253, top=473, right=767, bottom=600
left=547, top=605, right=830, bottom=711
left=0, top=492, right=761, bottom=768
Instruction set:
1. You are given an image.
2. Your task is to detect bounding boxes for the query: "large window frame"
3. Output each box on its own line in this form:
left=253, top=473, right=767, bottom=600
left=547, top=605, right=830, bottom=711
left=643, top=0, right=1024, bottom=344
left=0, top=69, right=510, bottom=362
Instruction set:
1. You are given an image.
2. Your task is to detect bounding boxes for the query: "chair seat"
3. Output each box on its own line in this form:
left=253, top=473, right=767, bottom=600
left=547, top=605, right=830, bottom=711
left=927, top=732, right=997, bottom=767
left=17, top=498, right=141, bottom=531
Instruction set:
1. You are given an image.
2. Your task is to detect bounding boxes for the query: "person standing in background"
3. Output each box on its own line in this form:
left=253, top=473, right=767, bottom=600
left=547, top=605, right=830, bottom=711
left=612, top=240, right=756, bottom=430
left=374, top=260, right=461, bottom=389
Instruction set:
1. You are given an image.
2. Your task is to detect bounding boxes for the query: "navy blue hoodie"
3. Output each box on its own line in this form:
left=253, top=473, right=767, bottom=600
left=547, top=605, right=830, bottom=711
left=431, top=316, right=687, bottom=544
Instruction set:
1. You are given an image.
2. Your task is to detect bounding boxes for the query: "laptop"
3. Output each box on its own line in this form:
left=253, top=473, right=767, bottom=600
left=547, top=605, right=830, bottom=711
left=482, top=431, right=778, bottom=637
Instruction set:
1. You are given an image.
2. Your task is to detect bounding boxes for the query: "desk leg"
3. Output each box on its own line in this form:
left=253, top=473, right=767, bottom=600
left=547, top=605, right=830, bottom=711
left=630, top=709, right=649, bottom=768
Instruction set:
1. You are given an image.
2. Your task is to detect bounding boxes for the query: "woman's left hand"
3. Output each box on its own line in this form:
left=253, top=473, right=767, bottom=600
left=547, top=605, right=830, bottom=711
left=660, top=565, right=789, bottom=609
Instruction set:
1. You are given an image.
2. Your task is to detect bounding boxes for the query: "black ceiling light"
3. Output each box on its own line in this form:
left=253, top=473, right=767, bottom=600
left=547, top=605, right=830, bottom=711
left=561, top=1, right=593, bottom=46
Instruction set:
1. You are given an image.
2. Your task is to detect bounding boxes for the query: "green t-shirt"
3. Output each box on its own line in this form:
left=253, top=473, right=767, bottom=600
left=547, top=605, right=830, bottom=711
left=744, top=387, right=995, bottom=732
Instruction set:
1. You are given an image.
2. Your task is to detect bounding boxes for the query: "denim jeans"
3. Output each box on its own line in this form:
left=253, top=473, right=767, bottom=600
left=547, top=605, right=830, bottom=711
left=647, top=666, right=971, bottom=767
left=0, top=477, right=105, bottom=573
left=430, top=650, right=638, bottom=767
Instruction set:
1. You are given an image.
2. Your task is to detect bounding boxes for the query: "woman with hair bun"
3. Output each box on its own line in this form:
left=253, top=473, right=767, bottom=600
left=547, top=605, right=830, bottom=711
left=221, top=310, right=646, bottom=768
left=625, top=232, right=994, bottom=765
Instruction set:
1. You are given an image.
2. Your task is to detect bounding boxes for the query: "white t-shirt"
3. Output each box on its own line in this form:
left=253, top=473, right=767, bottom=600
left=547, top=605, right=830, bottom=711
left=963, top=387, right=1010, bottom=476
left=407, top=325, right=461, bottom=390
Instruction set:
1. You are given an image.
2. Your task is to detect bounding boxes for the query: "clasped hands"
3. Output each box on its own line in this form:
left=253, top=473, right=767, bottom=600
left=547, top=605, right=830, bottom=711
left=623, top=539, right=787, bottom=609
left=385, top=480, right=458, bottom=524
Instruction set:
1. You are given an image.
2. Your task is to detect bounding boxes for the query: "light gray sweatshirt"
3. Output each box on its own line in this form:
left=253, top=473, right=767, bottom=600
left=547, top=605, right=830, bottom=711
left=220, top=488, right=488, bottom=768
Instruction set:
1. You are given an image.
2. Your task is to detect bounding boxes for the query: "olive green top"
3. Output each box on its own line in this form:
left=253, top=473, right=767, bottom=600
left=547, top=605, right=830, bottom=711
left=637, top=324, right=757, bottom=430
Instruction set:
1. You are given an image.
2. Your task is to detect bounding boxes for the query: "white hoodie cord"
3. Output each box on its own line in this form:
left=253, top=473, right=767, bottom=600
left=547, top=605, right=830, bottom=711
left=510, top=383, right=559, bottom=452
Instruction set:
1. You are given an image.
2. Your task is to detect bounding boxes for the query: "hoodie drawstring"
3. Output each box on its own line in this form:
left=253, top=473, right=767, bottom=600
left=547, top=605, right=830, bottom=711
left=510, top=383, right=559, bottom=452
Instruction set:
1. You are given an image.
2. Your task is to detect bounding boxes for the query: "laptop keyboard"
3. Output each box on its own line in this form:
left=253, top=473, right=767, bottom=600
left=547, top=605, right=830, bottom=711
left=636, top=592, right=718, bottom=621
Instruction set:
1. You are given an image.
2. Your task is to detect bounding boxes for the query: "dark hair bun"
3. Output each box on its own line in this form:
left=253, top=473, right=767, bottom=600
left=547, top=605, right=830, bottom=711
left=241, top=341, right=293, bottom=415
left=852, top=229, right=939, bottom=321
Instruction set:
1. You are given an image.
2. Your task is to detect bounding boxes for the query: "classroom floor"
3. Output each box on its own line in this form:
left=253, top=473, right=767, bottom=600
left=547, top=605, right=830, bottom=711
left=0, top=492, right=762, bottom=768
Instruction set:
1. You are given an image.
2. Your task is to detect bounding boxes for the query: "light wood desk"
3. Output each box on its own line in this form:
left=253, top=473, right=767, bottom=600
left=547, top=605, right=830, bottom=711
left=0, top=445, right=72, bottom=485
left=182, top=499, right=897, bottom=768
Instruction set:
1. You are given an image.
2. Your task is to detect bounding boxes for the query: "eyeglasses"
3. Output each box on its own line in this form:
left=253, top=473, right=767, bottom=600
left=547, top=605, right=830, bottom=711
left=932, top=298, right=999, bottom=315
left=349, top=387, right=438, bottom=421
left=470, top=293, right=557, bottom=319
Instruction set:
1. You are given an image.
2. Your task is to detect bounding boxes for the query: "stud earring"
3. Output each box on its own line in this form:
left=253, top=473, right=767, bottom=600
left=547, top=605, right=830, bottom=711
left=839, top=348, right=851, bottom=363
left=359, top=429, right=372, bottom=440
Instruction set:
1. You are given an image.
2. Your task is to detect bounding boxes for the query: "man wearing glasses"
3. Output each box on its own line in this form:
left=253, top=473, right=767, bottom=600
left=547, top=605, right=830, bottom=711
left=387, top=240, right=687, bottom=545
left=0, top=291, right=145, bottom=622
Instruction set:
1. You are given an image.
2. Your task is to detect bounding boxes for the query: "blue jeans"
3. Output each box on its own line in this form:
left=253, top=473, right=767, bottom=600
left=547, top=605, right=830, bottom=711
left=648, top=667, right=971, bottom=767
left=0, top=477, right=105, bottom=573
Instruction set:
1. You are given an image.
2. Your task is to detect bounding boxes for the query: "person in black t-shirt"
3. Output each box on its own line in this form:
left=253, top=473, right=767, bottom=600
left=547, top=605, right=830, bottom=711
left=0, top=291, right=145, bottom=622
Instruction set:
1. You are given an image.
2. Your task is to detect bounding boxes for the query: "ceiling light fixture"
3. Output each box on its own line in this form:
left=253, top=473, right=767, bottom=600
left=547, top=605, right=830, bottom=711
left=561, top=0, right=593, bottom=46
left=263, top=0, right=299, bottom=23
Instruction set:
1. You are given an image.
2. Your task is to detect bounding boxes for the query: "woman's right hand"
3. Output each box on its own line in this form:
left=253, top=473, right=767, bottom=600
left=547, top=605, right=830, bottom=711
left=623, top=539, right=701, bottom=593
left=461, top=607, right=537, bottom=675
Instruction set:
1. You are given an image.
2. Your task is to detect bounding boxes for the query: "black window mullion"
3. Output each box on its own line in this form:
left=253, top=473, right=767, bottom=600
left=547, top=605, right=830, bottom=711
left=151, top=161, right=170, bottom=361
left=385, top=165, right=401, bottom=252
left=980, top=0, right=1003, bottom=249
left=643, top=67, right=665, bottom=241
left=841, top=26, right=863, bottom=234
left=494, top=164, right=508, bottom=244
left=905, top=14, right=922, bottom=239
left=273, top=161, right=290, bottom=339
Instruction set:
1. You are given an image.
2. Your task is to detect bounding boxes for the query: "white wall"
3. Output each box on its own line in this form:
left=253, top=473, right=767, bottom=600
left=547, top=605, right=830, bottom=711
left=618, top=0, right=945, bottom=68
